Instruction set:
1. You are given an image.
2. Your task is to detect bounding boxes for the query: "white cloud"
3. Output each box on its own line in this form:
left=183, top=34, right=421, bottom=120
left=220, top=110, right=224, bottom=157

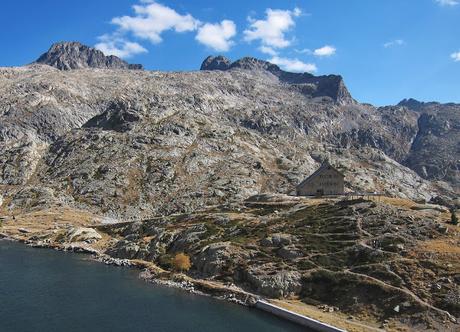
left=95, top=35, right=148, bottom=58
left=244, top=8, right=301, bottom=49
left=100, top=2, right=238, bottom=53
left=451, top=51, right=460, bottom=61
left=195, top=20, right=236, bottom=52
left=259, top=46, right=278, bottom=56
left=269, top=56, right=317, bottom=73
left=383, top=39, right=405, bottom=48
left=435, top=0, right=459, bottom=6
left=112, top=2, right=200, bottom=44
left=295, top=48, right=312, bottom=54
left=313, top=45, right=336, bottom=57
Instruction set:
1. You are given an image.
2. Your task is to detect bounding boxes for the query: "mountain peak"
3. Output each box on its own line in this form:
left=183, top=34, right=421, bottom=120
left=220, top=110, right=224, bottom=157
left=201, top=55, right=354, bottom=105
left=229, top=57, right=281, bottom=72
left=200, top=56, right=231, bottom=71
left=398, top=98, right=424, bottom=108
left=34, top=41, right=143, bottom=71
left=398, top=98, right=442, bottom=112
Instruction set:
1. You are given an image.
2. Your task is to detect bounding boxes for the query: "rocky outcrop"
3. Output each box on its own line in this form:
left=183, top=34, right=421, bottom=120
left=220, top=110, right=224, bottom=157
left=6, top=193, right=459, bottom=330
left=65, top=227, right=102, bottom=243
left=201, top=56, right=355, bottom=105
left=200, top=56, right=231, bottom=71
left=194, top=242, right=248, bottom=277
left=260, top=233, right=296, bottom=247
left=0, top=48, right=458, bottom=219
left=398, top=98, right=428, bottom=112
left=107, top=239, right=140, bottom=259
left=400, top=99, right=459, bottom=192
left=83, top=101, right=143, bottom=132
left=245, top=266, right=303, bottom=298
left=35, top=42, right=143, bottom=70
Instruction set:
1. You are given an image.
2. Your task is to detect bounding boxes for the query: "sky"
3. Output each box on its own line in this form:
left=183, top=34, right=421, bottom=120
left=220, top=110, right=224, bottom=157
left=1, top=0, right=459, bottom=106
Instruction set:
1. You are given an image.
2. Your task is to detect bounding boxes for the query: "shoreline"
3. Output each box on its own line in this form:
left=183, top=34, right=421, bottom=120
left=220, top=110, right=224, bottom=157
left=0, top=235, right=350, bottom=331
left=4, top=195, right=455, bottom=332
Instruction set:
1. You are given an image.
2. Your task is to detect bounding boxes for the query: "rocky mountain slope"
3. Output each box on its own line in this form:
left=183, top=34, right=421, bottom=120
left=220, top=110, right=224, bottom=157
left=2, top=194, right=458, bottom=331
left=35, top=42, right=143, bottom=70
left=398, top=99, right=459, bottom=189
left=0, top=43, right=459, bottom=331
left=201, top=55, right=355, bottom=105
left=0, top=43, right=458, bottom=221
left=93, top=195, right=460, bottom=330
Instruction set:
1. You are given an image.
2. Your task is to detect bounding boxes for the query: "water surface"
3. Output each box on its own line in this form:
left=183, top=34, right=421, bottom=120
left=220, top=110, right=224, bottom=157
left=0, top=240, right=306, bottom=332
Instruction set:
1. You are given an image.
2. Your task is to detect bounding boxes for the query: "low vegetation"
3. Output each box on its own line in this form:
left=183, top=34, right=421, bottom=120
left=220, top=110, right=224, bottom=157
left=451, top=209, right=458, bottom=226
left=172, top=253, right=192, bottom=272
left=2, top=195, right=459, bottom=331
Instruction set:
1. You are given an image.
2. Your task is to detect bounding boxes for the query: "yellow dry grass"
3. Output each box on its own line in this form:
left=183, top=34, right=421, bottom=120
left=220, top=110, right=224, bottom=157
left=130, top=259, right=167, bottom=275
left=415, top=236, right=460, bottom=273
left=419, top=239, right=460, bottom=254
left=268, top=299, right=389, bottom=332
left=370, top=196, right=417, bottom=208
left=1, top=207, right=112, bottom=245
left=116, top=165, right=144, bottom=206
left=2, top=207, right=97, bottom=231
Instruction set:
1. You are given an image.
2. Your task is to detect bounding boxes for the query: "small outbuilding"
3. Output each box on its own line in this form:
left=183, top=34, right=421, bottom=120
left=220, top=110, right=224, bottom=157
left=296, top=161, right=345, bottom=196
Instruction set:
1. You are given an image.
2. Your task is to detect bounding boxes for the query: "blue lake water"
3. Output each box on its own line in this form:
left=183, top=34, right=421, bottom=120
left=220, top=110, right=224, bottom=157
left=0, top=240, right=307, bottom=332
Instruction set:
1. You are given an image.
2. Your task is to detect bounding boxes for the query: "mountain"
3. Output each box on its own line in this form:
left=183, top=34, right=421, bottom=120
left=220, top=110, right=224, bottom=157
left=4, top=193, right=458, bottom=331
left=34, top=42, right=143, bottom=70
left=1, top=43, right=459, bottom=331
left=398, top=99, right=459, bottom=191
left=0, top=44, right=458, bottom=221
left=201, top=55, right=355, bottom=105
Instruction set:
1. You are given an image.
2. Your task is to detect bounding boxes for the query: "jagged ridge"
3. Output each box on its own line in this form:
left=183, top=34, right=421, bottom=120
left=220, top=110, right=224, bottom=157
left=0, top=43, right=458, bottom=220
left=201, top=55, right=355, bottom=105
left=35, top=41, right=143, bottom=71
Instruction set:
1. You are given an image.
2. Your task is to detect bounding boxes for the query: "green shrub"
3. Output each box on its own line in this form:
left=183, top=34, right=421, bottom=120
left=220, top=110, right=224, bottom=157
left=451, top=209, right=458, bottom=225
left=158, top=254, right=173, bottom=270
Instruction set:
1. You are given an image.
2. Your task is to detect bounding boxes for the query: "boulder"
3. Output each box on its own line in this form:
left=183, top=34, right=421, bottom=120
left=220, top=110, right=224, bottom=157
left=411, top=204, right=449, bottom=213
left=106, top=240, right=140, bottom=259
left=194, top=242, right=246, bottom=277
left=260, top=233, right=296, bottom=247
left=277, top=245, right=303, bottom=260
left=65, top=227, right=102, bottom=243
left=170, top=224, right=207, bottom=252
left=147, top=229, right=177, bottom=257
left=245, top=266, right=302, bottom=298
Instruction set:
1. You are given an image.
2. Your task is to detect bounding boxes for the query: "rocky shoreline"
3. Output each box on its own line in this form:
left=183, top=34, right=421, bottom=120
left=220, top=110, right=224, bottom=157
left=1, top=195, right=459, bottom=332
left=0, top=235, right=350, bottom=332
left=1, top=41, right=459, bottom=332
left=0, top=234, right=261, bottom=308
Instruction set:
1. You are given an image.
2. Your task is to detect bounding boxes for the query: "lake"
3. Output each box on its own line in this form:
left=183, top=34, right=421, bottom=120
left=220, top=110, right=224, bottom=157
left=0, top=240, right=307, bottom=332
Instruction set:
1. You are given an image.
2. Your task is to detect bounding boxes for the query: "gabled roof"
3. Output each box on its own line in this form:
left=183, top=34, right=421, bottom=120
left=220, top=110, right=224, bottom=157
left=296, top=161, right=344, bottom=189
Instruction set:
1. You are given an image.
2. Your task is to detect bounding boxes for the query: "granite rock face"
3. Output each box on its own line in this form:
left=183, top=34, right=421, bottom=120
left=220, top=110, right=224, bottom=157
left=65, top=227, right=102, bottom=243
left=0, top=47, right=458, bottom=219
left=399, top=99, right=460, bottom=193
left=201, top=56, right=355, bottom=105
left=93, top=195, right=459, bottom=329
left=245, top=266, right=303, bottom=298
left=35, top=42, right=143, bottom=71
left=200, top=56, right=231, bottom=71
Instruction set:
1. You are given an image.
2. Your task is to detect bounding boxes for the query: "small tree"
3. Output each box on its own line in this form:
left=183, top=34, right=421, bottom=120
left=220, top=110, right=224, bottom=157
left=171, top=253, right=191, bottom=272
left=451, top=209, right=458, bottom=226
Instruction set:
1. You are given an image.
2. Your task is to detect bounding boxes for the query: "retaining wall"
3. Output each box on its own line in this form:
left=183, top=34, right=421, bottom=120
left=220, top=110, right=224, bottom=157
left=255, top=300, right=347, bottom=332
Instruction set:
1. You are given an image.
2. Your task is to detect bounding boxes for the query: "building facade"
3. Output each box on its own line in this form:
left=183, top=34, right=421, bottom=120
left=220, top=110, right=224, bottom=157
left=296, top=161, right=345, bottom=196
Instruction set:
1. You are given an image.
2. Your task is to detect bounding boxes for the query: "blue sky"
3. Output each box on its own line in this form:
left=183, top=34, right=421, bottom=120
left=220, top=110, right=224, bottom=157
left=1, top=0, right=459, bottom=106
